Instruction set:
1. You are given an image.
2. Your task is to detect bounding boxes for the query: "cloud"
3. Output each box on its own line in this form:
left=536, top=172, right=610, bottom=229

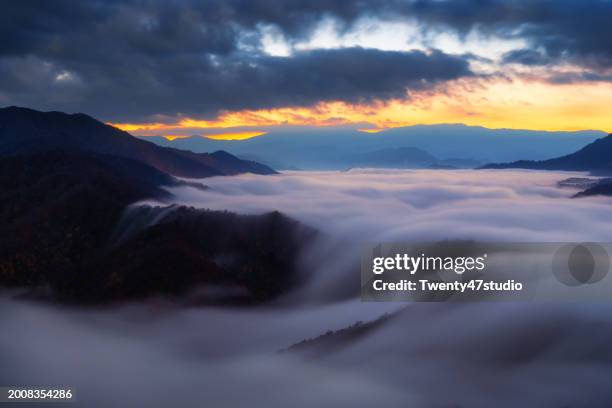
left=406, top=0, right=612, bottom=70
left=547, top=70, right=612, bottom=84
left=0, top=47, right=471, bottom=121
left=0, top=294, right=404, bottom=408
left=502, top=49, right=552, bottom=66
left=0, top=44, right=472, bottom=123
left=152, top=169, right=612, bottom=303
left=4, top=169, right=612, bottom=406
left=2, top=1, right=611, bottom=121
left=0, top=1, right=474, bottom=122
left=3, top=278, right=612, bottom=407
left=165, top=169, right=612, bottom=242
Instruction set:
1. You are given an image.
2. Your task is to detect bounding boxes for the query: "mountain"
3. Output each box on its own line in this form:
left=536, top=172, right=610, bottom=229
left=0, top=107, right=312, bottom=304
left=574, top=179, right=612, bottom=198
left=482, top=133, right=612, bottom=175
left=141, top=124, right=604, bottom=170
left=284, top=310, right=400, bottom=357
left=340, top=147, right=437, bottom=168
left=0, top=106, right=275, bottom=177
left=0, top=150, right=312, bottom=304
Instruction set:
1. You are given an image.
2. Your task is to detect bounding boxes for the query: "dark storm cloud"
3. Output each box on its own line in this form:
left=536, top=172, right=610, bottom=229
left=407, top=0, right=612, bottom=70
left=0, top=47, right=471, bottom=121
left=1, top=0, right=610, bottom=121
left=0, top=0, right=472, bottom=121
left=210, top=48, right=472, bottom=109
left=502, top=49, right=552, bottom=66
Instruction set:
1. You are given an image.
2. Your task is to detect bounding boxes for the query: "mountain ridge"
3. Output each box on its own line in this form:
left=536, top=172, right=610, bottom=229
left=482, top=133, right=612, bottom=175
left=140, top=124, right=604, bottom=169
left=0, top=150, right=311, bottom=304
left=0, top=106, right=275, bottom=178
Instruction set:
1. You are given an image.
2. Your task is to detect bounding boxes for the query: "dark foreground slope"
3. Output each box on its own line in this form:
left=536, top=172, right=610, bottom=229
left=87, top=206, right=310, bottom=303
left=0, top=106, right=275, bottom=177
left=0, top=151, right=311, bottom=304
left=482, top=133, right=612, bottom=175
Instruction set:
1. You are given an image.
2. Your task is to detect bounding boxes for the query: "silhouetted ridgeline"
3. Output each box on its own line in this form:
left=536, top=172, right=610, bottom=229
left=143, top=124, right=604, bottom=170
left=0, top=151, right=312, bottom=304
left=482, top=133, right=612, bottom=175
left=573, top=178, right=612, bottom=198
left=0, top=106, right=311, bottom=304
left=283, top=310, right=400, bottom=358
left=0, top=106, right=275, bottom=177
left=91, top=206, right=314, bottom=303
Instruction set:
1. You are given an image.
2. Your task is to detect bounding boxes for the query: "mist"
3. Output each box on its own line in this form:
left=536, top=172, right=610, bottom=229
left=161, top=169, right=612, bottom=302
left=4, top=169, right=612, bottom=407
left=165, top=169, right=612, bottom=242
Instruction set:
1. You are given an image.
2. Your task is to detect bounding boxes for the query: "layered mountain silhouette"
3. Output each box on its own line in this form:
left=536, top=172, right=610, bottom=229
left=143, top=125, right=603, bottom=170
left=0, top=106, right=275, bottom=177
left=482, top=133, right=612, bottom=175
left=0, top=107, right=310, bottom=304
left=341, top=147, right=437, bottom=168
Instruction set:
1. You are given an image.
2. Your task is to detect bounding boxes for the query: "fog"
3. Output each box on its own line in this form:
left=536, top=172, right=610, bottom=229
left=3, top=169, right=612, bottom=407
left=163, top=169, right=612, bottom=302
left=166, top=169, right=612, bottom=242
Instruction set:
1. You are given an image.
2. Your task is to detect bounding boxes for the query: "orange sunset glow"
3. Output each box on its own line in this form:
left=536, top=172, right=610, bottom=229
left=204, top=131, right=267, bottom=140
left=110, top=77, right=612, bottom=139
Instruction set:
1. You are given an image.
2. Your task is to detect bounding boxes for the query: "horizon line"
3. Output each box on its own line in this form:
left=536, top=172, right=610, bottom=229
left=130, top=122, right=608, bottom=141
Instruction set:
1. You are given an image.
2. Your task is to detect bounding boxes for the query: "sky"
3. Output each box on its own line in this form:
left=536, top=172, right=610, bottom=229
left=2, top=0, right=612, bottom=139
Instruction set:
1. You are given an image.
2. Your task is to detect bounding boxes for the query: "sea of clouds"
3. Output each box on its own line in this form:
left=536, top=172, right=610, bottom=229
left=4, top=169, right=612, bottom=407
left=163, top=169, right=612, bottom=302
left=166, top=169, right=612, bottom=243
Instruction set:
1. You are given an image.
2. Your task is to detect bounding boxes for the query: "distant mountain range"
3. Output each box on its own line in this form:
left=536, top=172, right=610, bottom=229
left=142, top=125, right=604, bottom=170
left=341, top=147, right=439, bottom=169
left=482, top=133, right=612, bottom=175
left=0, top=106, right=274, bottom=177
